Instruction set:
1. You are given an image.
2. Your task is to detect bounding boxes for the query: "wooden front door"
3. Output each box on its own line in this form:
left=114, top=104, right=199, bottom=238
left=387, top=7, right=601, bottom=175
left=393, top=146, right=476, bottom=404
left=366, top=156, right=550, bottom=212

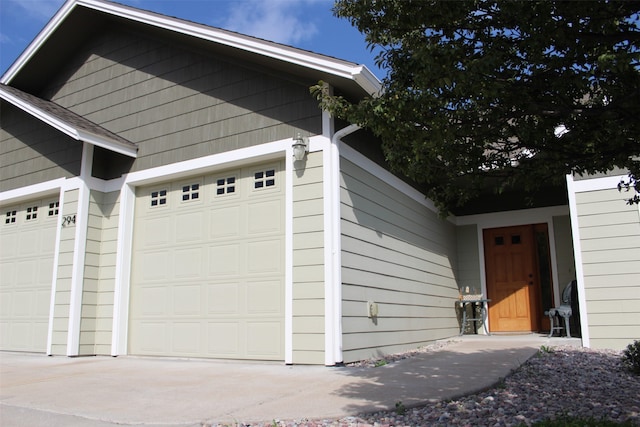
left=484, top=225, right=539, bottom=332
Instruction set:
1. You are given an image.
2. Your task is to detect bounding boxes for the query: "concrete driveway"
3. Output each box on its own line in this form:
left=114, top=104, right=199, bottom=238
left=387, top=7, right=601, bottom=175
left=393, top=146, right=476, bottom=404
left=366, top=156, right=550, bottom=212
left=0, top=335, right=580, bottom=426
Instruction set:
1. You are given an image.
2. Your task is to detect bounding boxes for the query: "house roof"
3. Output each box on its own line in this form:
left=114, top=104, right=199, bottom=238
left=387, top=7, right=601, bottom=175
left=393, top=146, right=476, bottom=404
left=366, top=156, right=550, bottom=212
left=0, top=83, right=138, bottom=158
left=0, top=0, right=381, bottom=99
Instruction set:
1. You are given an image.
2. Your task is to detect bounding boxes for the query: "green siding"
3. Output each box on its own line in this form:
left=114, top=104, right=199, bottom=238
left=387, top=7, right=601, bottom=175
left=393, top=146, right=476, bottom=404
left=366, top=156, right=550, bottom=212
left=340, top=159, right=459, bottom=363
left=78, top=190, right=119, bottom=356
left=291, top=152, right=324, bottom=364
left=552, top=216, right=576, bottom=289
left=576, top=188, right=640, bottom=350
left=50, top=189, right=79, bottom=355
left=456, top=224, right=481, bottom=294
left=46, top=30, right=322, bottom=172
left=0, top=102, right=82, bottom=192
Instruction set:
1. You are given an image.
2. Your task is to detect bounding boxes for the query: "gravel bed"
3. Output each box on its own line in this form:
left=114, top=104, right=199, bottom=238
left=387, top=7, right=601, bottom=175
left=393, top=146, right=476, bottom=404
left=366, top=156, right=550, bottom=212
left=213, top=345, right=640, bottom=427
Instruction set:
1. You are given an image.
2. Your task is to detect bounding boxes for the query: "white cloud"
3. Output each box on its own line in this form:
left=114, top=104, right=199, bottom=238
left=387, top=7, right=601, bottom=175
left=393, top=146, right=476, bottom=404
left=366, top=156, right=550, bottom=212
left=221, top=0, right=324, bottom=45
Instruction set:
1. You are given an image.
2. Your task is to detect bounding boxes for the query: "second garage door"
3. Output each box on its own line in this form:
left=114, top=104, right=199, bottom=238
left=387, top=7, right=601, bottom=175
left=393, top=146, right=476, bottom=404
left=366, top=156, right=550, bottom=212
left=0, top=198, right=59, bottom=352
left=129, top=161, right=285, bottom=360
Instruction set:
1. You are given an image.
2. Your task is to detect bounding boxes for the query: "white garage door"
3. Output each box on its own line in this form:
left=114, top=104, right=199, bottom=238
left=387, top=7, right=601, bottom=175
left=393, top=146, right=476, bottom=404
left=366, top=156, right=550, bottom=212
left=0, top=198, right=58, bottom=352
left=129, top=161, right=285, bottom=360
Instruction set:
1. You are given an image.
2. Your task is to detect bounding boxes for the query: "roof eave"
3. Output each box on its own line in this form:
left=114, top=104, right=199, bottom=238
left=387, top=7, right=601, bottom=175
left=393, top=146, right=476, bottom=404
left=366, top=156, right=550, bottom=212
left=1, top=0, right=382, bottom=94
left=0, top=88, right=138, bottom=158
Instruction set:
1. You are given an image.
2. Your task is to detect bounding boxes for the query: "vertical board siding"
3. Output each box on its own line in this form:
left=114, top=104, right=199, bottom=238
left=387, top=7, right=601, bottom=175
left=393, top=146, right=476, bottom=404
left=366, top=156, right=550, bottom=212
left=340, top=159, right=459, bottom=363
left=46, top=30, right=322, bottom=171
left=78, top=190, right=120, bottom=355
left=576, top=188, right=640, bottom=350
left=0, top=102, right=82, bottom=192
left=50, top=189, right=79, bottom=355
left=292, top=152, right=325, bottom=364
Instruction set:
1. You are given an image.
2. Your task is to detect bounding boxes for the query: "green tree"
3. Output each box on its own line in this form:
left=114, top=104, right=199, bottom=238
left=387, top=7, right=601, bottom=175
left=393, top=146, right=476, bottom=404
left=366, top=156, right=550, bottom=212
left=314, top=0, right=640, bottom=213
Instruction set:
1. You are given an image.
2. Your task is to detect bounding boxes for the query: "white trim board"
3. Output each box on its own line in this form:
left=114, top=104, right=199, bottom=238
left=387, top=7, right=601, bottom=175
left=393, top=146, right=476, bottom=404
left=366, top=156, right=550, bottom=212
left=571, top=174, right=629, bottom=193
left=565, top=174, right=591, bottom=347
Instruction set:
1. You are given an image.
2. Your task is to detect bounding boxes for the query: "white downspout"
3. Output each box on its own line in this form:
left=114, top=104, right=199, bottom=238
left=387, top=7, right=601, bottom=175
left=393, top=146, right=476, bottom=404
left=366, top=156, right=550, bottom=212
left=326, top=123, right=360, bottom=365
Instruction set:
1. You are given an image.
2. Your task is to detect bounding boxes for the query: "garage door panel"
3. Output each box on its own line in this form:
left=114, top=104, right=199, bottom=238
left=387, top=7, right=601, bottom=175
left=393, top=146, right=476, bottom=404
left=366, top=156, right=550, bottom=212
left=12, top=291, right=33, bottom=316
left=17, top=259, right=38, bottom=285
left=18, top=229, right=39, bottom=256
left=130, top=161, right=284, bottom=360
left=136, top=322, right=168, bottom=352
left=247, top=240, right=282, bottom=274
left=208, top=244, right=240, bottom=276
left=172, top=285, right=202, bottom=316
left=174, top=248, right=203, bottom=279
left=176, top=211, right=206, bottom=243
left=36, top=289, right=51, bottom=316
left=247, top=281, right=282, bottom=314
left=210, top=206, right=241, bottom=238
left=207, top=322, right=240, bottom=355
left=172, top=322, right=201, bottom=353
left=1, top=234, right=17, bottom=258
left=1, top=261, right=15, bottom=283
left=143, top=217, right=172, bottom=247
left=248, top=200, right=282, bottom=234
left=247, top=321, right=282, bottom=357
left=138, top=286, right=168, bottom=316
left=0, top=291, right=11, bottom=313
left=140, top=252, right=170, bottom=281
left=207, top=283, right=240, bottom=314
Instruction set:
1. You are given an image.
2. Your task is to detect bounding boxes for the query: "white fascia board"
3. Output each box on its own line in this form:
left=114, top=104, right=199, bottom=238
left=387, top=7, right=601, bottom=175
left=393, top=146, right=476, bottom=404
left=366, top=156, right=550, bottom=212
left=571, top=174, right=628, bottom=193
left=0, top=89, right=137, bottom=158
left=76, top=0, right=381, bottom=93
left=76, top=130, right=137, bottom=158
left=352, top=65, right=383, bottom=96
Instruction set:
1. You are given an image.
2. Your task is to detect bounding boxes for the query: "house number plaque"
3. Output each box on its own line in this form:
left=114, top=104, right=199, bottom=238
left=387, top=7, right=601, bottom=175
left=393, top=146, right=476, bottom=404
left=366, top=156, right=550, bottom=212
left=62, top=214, right=76, bottom=227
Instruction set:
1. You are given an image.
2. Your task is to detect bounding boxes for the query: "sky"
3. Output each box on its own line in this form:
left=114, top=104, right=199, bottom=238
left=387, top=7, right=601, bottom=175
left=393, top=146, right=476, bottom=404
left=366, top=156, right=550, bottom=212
left=0, top=0, right=384, bottom=79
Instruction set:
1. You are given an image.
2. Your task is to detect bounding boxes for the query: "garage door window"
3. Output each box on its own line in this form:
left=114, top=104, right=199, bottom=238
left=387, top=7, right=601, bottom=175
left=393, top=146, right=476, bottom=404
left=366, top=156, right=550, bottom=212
left=181, top=183, right=200, bottom=202
left=150, top=190, right=168, bottom=208
left=26, top=206, right=38, bottom=221
left=216, top=176, right=236, bottom=196
left=48, top=202, right=59, bottom=217
left=254, top=169, right=276, bottom=189
left=5, top=210, right=17, bottom=225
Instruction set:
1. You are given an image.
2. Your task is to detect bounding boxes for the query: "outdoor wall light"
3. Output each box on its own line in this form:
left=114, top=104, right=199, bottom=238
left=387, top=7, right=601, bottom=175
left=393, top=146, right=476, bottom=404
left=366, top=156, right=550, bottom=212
left=292, top=133, right=308, bottom=161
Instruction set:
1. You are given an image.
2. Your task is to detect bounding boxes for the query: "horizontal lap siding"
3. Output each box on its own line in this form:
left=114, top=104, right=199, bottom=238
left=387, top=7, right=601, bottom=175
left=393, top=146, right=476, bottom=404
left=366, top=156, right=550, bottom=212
left=340, top=159, right=459, bottom=363
left=0, top=102, right=82, bottom=192
left=46, top=30, right=322, bottom=171
left=50, top=189, right=79, bottom=355
left=576, top=188, right=640, bottom=350
left=292, top=152, right=324, bottom=364
left=79, top=191, right=119, bottom=356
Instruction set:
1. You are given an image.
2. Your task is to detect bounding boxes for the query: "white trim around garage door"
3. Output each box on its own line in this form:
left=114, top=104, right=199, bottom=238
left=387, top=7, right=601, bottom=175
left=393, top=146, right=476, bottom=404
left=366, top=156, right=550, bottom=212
left=110, top=139, right=294, bottom=358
